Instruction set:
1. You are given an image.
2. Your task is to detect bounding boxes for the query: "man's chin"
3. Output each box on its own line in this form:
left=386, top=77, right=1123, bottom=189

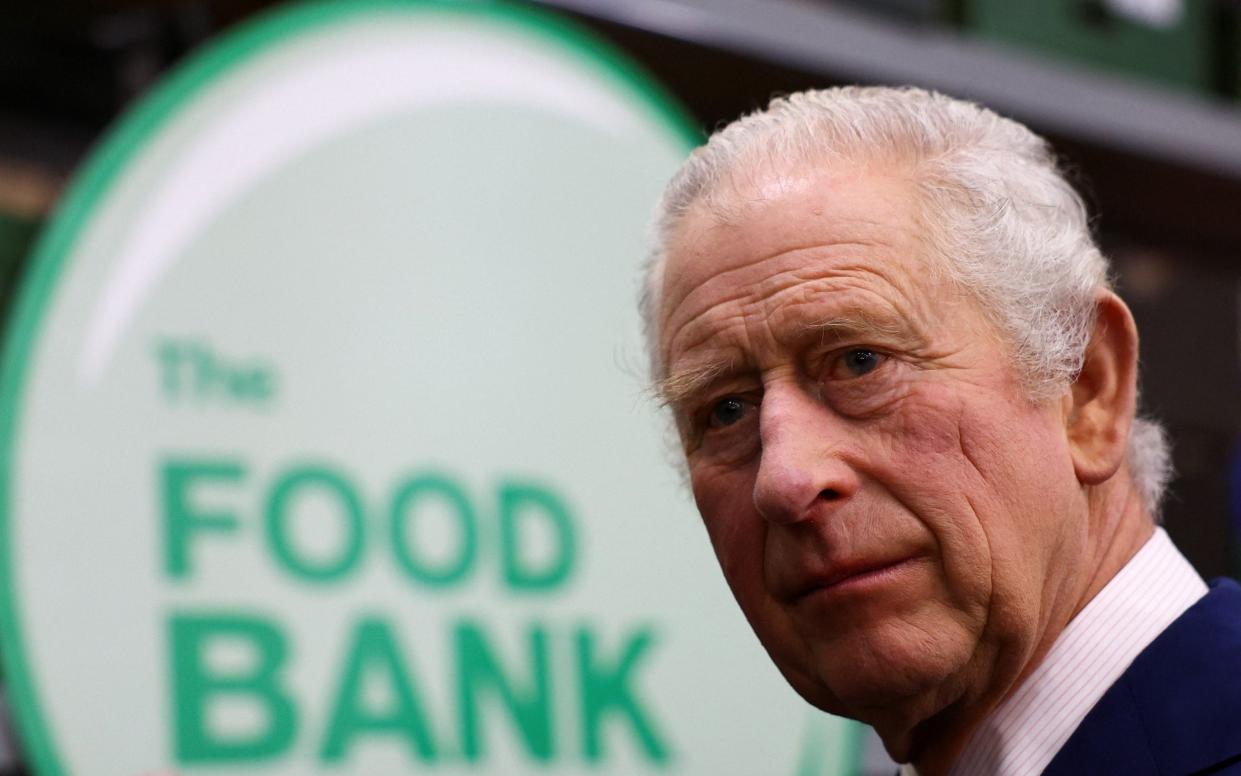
left=784, top=627, right=973, bottom=726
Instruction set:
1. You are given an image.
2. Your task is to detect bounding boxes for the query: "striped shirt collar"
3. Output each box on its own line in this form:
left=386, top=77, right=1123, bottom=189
left=900, top=527, right=1207, bottom=776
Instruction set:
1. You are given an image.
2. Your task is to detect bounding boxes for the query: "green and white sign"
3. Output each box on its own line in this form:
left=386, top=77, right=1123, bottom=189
left=0, top=1, right=860, bottom=773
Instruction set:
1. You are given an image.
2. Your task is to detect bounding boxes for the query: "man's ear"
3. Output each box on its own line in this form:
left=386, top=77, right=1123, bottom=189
left=1065, top=291, right=1138, bottom=485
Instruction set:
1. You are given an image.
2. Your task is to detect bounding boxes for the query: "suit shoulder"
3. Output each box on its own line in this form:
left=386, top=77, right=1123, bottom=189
left=1046, top=579, right=1241, bottom=776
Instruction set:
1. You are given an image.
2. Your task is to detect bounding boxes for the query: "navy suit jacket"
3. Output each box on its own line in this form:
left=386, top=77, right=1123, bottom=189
left=1044, top=578, right=1241, bottom=775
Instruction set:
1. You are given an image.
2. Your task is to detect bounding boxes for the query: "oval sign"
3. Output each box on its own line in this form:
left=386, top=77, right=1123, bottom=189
left=0, top=1, right=860, bottom=773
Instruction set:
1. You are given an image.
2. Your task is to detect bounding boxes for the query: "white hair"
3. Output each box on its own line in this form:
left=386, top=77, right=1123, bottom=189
left=641, top=86, right=1171, bottom=517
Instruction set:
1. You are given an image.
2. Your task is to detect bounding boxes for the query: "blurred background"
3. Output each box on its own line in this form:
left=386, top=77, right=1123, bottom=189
left=3, top=0, right=1241, bottom=773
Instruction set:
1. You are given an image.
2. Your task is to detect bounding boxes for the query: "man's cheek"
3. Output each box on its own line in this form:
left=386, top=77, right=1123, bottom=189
left=707, top=517, right=764, bottom=588
left=882, top=389, right=976, bottom=460
left=878, top=396, right=1005, bottom=528
left=871, top=399, right=998, bottom=620
left=692, top=469, right=758, bottom=536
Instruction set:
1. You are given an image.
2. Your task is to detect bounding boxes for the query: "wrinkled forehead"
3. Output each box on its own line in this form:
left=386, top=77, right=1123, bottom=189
left=655, top=164, right=945, bottom=358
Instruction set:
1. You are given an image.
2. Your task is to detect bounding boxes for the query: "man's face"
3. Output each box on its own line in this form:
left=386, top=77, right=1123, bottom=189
left=657, top=165, right=1089, bottom=728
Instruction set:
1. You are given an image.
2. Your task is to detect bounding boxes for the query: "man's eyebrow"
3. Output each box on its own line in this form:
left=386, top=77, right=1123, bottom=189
left=655, top=310, right=914, bottom=408
left=653, top=358, right=738, bottom=410
left=801, top=309, right=909, bottom=343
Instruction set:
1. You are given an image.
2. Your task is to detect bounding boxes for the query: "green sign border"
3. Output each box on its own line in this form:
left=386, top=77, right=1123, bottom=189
left=0, top=1, right=699, bottom=772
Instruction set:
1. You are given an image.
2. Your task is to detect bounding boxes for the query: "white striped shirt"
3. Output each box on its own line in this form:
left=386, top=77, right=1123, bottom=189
left=900, top=528, right=1207, bottom=776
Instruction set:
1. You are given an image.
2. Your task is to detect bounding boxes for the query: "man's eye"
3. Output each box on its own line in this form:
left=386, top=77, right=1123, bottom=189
left=708, top=396, right=751, bottom=428
left=835, top=348, right=885, bottom=378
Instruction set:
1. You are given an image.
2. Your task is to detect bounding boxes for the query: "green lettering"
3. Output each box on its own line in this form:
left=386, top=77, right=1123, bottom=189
left=169, top=613, right=296, bottom=762
left=455, top=620, right=553, bottom=762
left=264, top=465, right=364, bottom=583
left=155, top=340, right=187, bottom=399
left=577, top=627, right=671, bottom=764
left=498, top=480, right=576, bottom=592
left=389, top=474, right=477, bottom=587
left=320, top=618, right=439, bottom=762
left=161, top=458, right=244, bottom=579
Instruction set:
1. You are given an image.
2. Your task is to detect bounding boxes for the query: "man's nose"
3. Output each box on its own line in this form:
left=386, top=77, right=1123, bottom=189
left=752, top=384, right=859, bottom=525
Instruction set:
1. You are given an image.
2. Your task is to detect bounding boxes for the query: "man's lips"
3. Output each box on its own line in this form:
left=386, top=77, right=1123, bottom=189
left=783, top=556, right=921, bottom=603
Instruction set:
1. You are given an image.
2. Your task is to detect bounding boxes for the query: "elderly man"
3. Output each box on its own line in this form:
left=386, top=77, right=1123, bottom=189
left=643, top=86, right=1241, bottom=775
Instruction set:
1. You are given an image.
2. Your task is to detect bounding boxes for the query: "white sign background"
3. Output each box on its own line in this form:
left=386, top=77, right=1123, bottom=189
left=0, top=1, right=860, bottom=774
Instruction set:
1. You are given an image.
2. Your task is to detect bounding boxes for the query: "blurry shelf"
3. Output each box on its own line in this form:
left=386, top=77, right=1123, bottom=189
left=531, top=0, right=1241, bottom=181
